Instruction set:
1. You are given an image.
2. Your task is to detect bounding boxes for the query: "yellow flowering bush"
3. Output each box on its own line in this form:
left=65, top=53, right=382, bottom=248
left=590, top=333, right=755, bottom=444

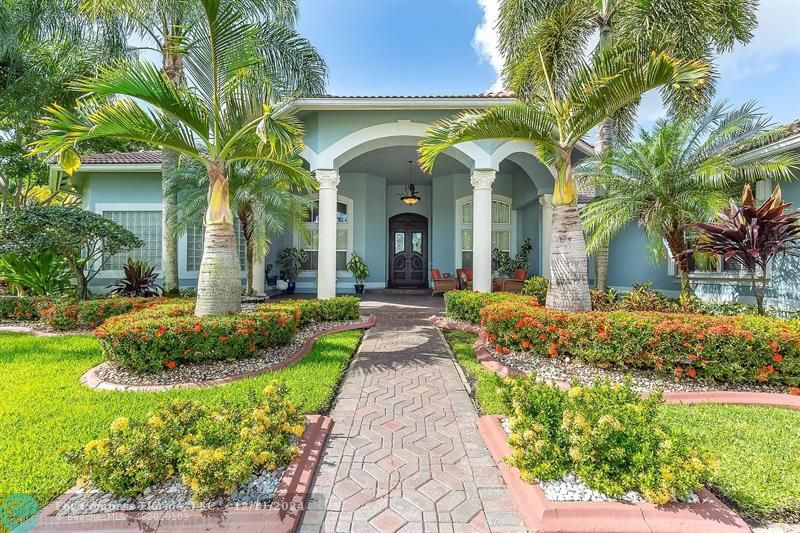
left=66, top=382, right=304, bottom=502
left=500, top=376, right=714, bottom=504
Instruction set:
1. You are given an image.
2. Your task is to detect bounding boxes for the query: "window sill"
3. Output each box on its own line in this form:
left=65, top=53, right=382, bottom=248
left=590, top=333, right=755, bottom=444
left=673, top=273, right=768, bottom=285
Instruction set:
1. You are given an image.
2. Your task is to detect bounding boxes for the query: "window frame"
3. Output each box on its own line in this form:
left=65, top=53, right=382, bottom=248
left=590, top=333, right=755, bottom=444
left=293, top=193, right=354, bottom=278
left=666, top=237, right=771, bottom=285
left=94, top=203, right=163, bottom=278
left=454, top=194, right=516, bottom=270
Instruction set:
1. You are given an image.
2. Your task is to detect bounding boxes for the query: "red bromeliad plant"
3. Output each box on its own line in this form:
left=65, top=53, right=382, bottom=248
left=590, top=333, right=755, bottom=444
left=693, top=185, right=800, bottom=315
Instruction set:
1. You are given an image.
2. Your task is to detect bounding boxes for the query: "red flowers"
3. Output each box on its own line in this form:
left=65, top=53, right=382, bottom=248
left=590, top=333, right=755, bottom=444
left=686, top=368, right=697, bottom=378
left=769, top=339, right=780, bottom=352
left=773, top=354, right=783, bottom=363
left=219, top=335, right=228, bottom=342
left=162, top=358, right=176, bottom=370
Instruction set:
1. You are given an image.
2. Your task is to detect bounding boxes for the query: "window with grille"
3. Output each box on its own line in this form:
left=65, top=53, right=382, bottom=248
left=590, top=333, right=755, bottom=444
left=296, top=196, right=352, bottom=272
left=102, top=210, right=162, bottom=270
left=185, top=219, right=247, bottom=272
left=456, top=196, right=514, bottom=269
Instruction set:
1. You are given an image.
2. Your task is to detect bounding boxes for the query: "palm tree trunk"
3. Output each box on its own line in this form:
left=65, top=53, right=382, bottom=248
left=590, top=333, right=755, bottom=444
left=238, top=205, right=255, bottom=296
left=160, top=40, right=184, bottom=296
left=546, top=151, right=592, bottom=312
left=592, top=18, right=614, bottom=291
left=195, top=162, right=241, bottom=316
left=665, top=230, right=692, bottom=299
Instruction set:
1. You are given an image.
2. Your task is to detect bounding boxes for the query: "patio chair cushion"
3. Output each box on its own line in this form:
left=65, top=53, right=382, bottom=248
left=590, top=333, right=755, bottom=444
left=431, top=268, right=443, bottom=280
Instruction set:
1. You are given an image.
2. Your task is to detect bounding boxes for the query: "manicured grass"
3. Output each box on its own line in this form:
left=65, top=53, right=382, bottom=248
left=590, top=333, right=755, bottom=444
left=443, top=330, right=506, bottom=415
left=0, top=329, right=362, bottom=509
left=660, top=403, right=800, bottom=522
left=443, top=329, right=800, bottom=522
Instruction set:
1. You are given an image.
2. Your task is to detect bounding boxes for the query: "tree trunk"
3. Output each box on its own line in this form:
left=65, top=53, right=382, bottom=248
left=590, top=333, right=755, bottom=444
left=160, top=39, right=185, bottom=296
left=665, top=230, right=692, bottom=299
left=752, top=268, right=765, bottom=315
left=546, top=206, right=592, bottom=311
left=67, top=258, right=88, bottom=300
left=546, top=151, right=591, bottom=312
left=195, top=162, right=241, bottom=316
left=592, top=19, right=614, bottom=291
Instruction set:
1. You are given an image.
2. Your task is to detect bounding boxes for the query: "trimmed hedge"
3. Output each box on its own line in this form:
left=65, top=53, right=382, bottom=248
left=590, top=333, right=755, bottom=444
left=40, top=297, right=167, bottom=331
left=0, top=296, right=45, bottom=320
left=95, top=297, right=361, bottom=373
left=480, top=300, right=800, bottom=385
left=444, top=291, right=539, bottom=324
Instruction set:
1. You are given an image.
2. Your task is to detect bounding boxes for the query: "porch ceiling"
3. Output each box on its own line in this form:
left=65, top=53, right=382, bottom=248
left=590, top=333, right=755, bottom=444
left=340, top=146, right=466, bottom=184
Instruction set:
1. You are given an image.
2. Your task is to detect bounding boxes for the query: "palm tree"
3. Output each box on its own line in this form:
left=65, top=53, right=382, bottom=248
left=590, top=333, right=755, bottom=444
left=498, top=0, right=758, bottom=290
left=80, top=0, right=322, bottom=296
left=419, top=43, right=709, bottom=311
left=578, top=101, right=799, bottom=298
left=166, top=159, right=314, bottom=295
left=31, top=0, right=321, bottom=316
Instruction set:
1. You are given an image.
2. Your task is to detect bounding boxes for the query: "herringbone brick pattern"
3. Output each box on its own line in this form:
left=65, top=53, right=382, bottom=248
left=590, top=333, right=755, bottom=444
left=299, top=297, right=525, bottom=533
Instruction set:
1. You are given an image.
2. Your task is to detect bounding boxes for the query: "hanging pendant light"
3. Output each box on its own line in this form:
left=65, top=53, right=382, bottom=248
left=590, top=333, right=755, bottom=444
left=400, top=160, right=422, bottom=205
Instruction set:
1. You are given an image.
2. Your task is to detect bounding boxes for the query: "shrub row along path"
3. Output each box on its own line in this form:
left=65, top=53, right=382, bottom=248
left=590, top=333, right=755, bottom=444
left=299, top=293, right=526, bottom=533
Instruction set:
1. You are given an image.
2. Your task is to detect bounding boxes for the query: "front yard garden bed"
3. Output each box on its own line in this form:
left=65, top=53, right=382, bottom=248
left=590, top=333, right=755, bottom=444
left=443, top=329, right=800, bottom=525
left=84, top=315, right=375, bottom=390
left=0, top=329, right=363, bottom=526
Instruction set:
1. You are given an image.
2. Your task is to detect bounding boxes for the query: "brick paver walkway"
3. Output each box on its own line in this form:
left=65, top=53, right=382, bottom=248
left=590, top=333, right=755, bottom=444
left=299, top=295, right=525, bottom=533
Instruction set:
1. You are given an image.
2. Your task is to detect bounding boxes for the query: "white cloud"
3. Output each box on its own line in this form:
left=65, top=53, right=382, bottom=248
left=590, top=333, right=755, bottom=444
left=472, top=0, right=504, bottom=92
left=716, top=0, right=800, bottom=81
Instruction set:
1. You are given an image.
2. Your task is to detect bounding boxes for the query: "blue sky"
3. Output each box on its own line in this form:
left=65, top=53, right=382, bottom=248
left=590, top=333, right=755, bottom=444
left=297, top=0, right=800, bottom=130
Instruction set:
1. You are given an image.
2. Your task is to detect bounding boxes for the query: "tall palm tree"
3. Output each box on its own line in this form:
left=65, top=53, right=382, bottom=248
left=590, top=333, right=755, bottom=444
left=81, top=0, right=322, bottom=296
left=166, top=159, right=314, bottom=294
left=578, top=101, right=799, bottom=298
left=499, top=0, right=758, bottom=290
left=419, top=42, right=709, bottom=311
left=31, top=0, right=320, bottom=316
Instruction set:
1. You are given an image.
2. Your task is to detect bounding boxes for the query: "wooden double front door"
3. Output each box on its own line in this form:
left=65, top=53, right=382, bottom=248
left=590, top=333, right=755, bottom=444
left=388, top=213, right=428, bottom=288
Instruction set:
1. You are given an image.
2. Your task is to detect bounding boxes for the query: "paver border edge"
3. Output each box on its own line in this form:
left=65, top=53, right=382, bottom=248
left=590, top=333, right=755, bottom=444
left=33, top=414, right=333, bottom=533
left=431, top=316, right=800, bottom=410
left=80, top=315, right=378, bottom=392
left=477, top=414, right=751, bottom=533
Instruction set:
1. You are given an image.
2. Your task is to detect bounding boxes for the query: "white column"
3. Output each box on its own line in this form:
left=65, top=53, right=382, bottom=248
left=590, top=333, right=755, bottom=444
left=315, top=169, right=340, bottom=300
left=755, top=179, right=773, bottom=203
left=539, top=194, right=553, bottom=279
left=252, top=257, right=266, bottom=295
left=471, top=169, right=496, bottom=293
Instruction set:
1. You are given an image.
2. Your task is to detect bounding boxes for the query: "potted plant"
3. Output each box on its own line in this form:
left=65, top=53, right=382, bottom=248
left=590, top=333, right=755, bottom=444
left=277, top=248, right=307, bottom=294
left=266, top=263, right=278, bottom=287
left=346, top=251, right=369, bottom=294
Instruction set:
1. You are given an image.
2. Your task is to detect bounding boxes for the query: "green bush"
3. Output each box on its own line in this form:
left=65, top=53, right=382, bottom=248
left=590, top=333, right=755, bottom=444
left=0, top=295, right=46, bottom=320
left=96, top=297, right=360, bottom=372
left=39, top=297, right=165, bottom=331
left=521, top=276, right=549, bottom=304
left=616, top=282, right=680, bottom=313
left=481, top=299, right=800, bottom=385
left=67, top=383, right=302, bottom=503
left=444, top=291, right=538, bottom=324
left=501, top=376, right=713, bottom=504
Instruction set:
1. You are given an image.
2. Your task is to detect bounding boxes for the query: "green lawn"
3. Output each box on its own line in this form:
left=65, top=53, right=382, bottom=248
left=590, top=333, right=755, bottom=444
left=443, top=329, right=800, bottom=523
left=0, top=329, right=362, bottom=509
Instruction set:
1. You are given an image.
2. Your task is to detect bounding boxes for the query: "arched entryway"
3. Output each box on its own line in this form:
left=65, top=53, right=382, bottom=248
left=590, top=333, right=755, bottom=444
left=388, top=213, right=428, bottom=288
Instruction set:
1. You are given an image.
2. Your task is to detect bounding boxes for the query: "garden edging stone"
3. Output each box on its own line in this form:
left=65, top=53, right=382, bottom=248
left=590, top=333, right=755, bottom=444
left=33, top=414, right=333, bottom=532
left=430, top=316, right=800, bottom=410
left=80, top=315, right=377, bottom=391
left=478, top=414, right=751, bottom=533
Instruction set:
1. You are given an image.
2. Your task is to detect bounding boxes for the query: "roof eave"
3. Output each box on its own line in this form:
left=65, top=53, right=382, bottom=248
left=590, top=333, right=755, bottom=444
left=275, top=96, right=519, bottom=116
left=734, top=133, right=800, bottom=163
left=47, top=162, right=163, bottom=173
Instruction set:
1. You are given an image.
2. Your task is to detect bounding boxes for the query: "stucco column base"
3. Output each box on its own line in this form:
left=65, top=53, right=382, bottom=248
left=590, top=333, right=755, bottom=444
left=315, top=169, right=340, bottom=300
left=252, top=257, right=266, bottom=295
left=471, top=169, right=496, bottom=293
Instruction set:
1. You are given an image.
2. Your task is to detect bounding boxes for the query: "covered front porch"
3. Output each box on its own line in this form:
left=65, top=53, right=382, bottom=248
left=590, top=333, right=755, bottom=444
left=257, top=100, right=576, bottom=298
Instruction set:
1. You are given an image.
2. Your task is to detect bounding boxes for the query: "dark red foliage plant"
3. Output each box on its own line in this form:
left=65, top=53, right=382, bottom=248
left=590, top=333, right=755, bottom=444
left=692, top=184, right=800, bottom=315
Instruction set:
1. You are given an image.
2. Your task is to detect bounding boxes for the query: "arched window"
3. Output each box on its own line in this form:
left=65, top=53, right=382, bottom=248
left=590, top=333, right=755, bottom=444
left=294, top=194, right=354, bottom=273
left=455, top=195, right=515, bottom=268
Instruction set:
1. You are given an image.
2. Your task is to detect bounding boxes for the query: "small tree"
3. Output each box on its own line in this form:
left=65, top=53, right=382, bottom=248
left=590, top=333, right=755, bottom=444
left=0, top=206, right=143, bottom=299
left=692, top=185, right=800, bottom=315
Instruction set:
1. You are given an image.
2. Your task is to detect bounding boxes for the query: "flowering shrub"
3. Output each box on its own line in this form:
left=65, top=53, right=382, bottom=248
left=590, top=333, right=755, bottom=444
left=0, top=296, right=47, bottom=320
left=67, top=383, right=302, bottom=502
left=481, top=300, right=800, bottom=385
left=501, top=376, right=714, bottom=504
left=96, top=296, right=360, bottom=372
left=444, top=291, right=538, bottom=324
left=40, top=297, right=165, bottom=331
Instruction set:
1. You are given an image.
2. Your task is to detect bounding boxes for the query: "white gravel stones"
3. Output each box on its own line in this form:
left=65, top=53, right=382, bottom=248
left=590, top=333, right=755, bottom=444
left=56, top=469, right=285, bottom=516
left=499, top=418, right=698, bottom=505
left=495, top=348, right=785, bottom=394
left=95, top=316, right=369, bottom=387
